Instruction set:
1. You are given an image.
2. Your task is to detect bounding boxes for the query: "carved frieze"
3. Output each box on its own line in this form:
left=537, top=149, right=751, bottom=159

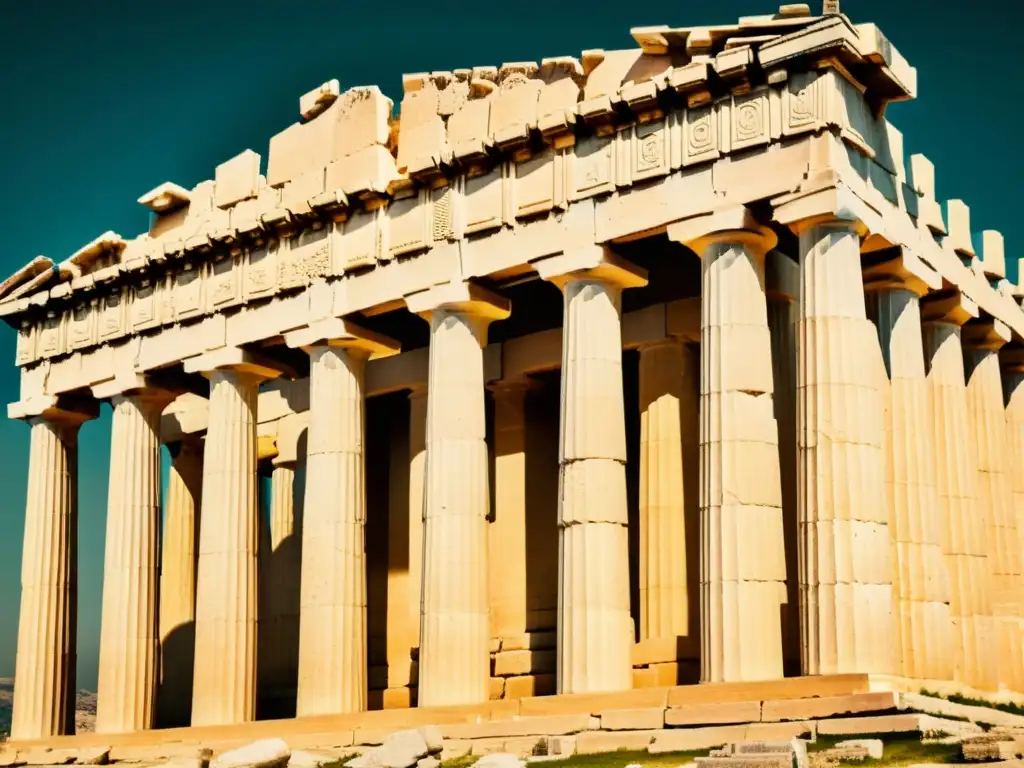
left=98, top=287, right=128, bottom=342
left=569, top=135, right=616, bottom=201
left=174, top=263, right=205, bottom=321
left=682, top=104, right=719, bottom=166
left=15, top=319, right=36, bottom=366
left=464, top=167, right=504, bottom=235
left=131, top=279, right=162, bottom=333
left=246, top=240, right=280, bottom=300
left=432, top=186, right=455, bottom=243
left=725, top=89, right=771, bottom=153
left=69, top=299, right=98, bottom=351
left=37, top=311, right=65, bottom=360
left=632, top=119, right=671, bottom=183
left=282, top=225, right=332, bottom=290
left=337, top=211, right=382, bottom=272
left=208, top=252, right=244, bottom=311
left=515, top=149, right=565, bottom=218
left=389, top=189, right=432, bottom=258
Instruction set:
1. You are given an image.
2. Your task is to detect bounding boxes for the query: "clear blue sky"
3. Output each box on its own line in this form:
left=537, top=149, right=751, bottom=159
left=0, top=0, right=1019, bottom=690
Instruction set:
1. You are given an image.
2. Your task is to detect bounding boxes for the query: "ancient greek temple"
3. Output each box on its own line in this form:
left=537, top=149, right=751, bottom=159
left=4, top=3, right=1022, bottom=744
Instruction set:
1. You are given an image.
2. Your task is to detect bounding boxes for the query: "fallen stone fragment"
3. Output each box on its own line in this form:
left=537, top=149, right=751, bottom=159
left=418, top=726, right=443, bottom=755
left=211, top=740, right=290, bottom=768
left=834, top=740, right=883, bottom=760
left=472, top=754, right=524, bottom=768
left=416, top=759, right=439, bottom=768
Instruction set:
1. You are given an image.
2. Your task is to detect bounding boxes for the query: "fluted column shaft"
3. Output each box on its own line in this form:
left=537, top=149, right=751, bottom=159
left=965, top=334, right=1022, bottom=692
left=191, top=370, right=263, bottom=726
left=418, top=309, right=493, bottom=707
left=260, top=460, right=302, bottom=705
left=796, top=222, right=892, bottom=675
left=557, top=277, right=633, bottom=693
left=638, top=339, right=695, bottom=643
left=696, top=231, right=787, bottom=682
left=12, top=407, right=92, bottom=741
left=157, top=438, right=203, bottom=728
left=869, top=288, right=951, bottom=681
left=386, top=387, right=426, bottom=696
left=1002, top=359, right=1024, bottom=691
left=96, top=390, right=174, bottom=734
left=923, top=316, right=995, bottom=690
left=296, top=346, right=368, bottom=715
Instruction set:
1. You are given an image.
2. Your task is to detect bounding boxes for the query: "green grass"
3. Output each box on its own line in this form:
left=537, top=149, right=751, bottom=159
left=920, top=688, right=1024, bottom=718
left=809, top=732, right=963, bottom=767
left=441, top=749, right=707, bottom=768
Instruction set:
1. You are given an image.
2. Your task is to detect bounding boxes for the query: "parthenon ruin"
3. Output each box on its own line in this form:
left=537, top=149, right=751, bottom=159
left=4, top=2, right=1023, bottom=747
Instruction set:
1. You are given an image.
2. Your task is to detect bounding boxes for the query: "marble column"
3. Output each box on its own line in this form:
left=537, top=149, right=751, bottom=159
left=405, top=282, right=509, bottom=707
left=183, top=348, right=286, bottom=727
left=536, top=248, right=647, bottom=694
left=11, top=397, right=96, bottom=741
left=866, top=275, right=952, bottom=682
left=637, top=339, right=692, bottom=643
left=157, top=437, right=203, bottom=728
left=490, top=379, right=536, bottom=642
left=385, top=386, right=426, bottom=705
left=95, top=386, right=176, bottom=734
left=1001, top=347, right=1024, bottom=691
left=964, top=319, right=1022, bottom=693
left=286, top=319, right=398, bottom=716
left=766, top=251, right=801, bottom=672
left=922, top=296, right=996, bottom=691
left=676, top=213, right=787, bottom=683
left=795, top=220, right=893, bottom=675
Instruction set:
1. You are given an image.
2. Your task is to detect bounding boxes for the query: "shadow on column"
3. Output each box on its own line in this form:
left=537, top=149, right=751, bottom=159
left=623, top=350, right=641, bottom=645
left=366, top=396, right=391, bottom=710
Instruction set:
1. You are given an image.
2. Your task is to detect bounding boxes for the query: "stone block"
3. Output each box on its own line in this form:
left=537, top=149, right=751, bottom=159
left=501, top=631, right=557, bottom=651
left=0, top=750, right=22, bottom=768
left=600, top=707, right=666, bottom=730
left=491, top=677, right=506, bottom=700
left=816, top=714, right=924, bottom=735
left=633, top=636, right=683, bottom=666
left=215, top=150, right=261, bottom=209
left=962, top=741, right=1017, bottom=761
left=520, top=687, right=670, bottom=716
left=834, top=740, right=883, bottom=760
left=505, top=674, right=557, bottom=700
left=650, top=726, right=747, bottom=753
left=211, top=740, right=290, bottom=768
left=695, top=758, right=788, bottom=768
left=72, top=749, right=110, bottom=766
left=498, top=738, right=547, bottom=758
left=665, top=701, right=762, bottom=726
left=439, top=743, right=470, bottom=762
left=416, top=759, right=439, bottom=768
left=761, top=692, right=898, bottom=722
left=494, top=650, right=557, bottom=676
left=632, top=667, right=660, bottom=688
left=441, top=713, right=594, bottom=740
left=576, top=730, right=660, bottom=754
left=300, top=79, right=340, bottom=120
left=471, top=739, right=512, bottom=758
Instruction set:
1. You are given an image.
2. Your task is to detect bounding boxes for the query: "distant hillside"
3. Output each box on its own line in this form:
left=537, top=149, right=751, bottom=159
left=0, top=678, right=97, bottom=738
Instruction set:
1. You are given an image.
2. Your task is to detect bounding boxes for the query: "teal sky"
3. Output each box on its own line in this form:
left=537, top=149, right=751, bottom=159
left=0, top=0, right=1018, bottom=691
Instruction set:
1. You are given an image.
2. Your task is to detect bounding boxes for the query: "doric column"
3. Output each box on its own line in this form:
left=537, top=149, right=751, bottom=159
left=489, top=378, right=538, bottom=642
left=765, top=251, right=801, bottom=672
left=922, top=294, right=997, bottom=691
left=9, top=396, right=97, bottom=741
left=156, top=436, right=203, bottom=729
left=1001, top=346, right=1024, bottom=691
left=670, top=208, right=787, bottom=682
left=182, top=347, right=289, bottom=727
left=964, top=318, right=1023, bottom=693
left=258, top=411, right=305, bottom=716
left=386, top=386, right=426, bottom=703
left=404, top=282, right=509, bottom=707
left=636, top=339, right=693, bottom=643
left=535, top=247, right=647, bottom=694
left=285, top=319, right=398, bottom=715
left=863, top=252, right=952, bottom=682
left=788, top=215, right=893, bottom=675
left=93, top=381, right=176, bottom=734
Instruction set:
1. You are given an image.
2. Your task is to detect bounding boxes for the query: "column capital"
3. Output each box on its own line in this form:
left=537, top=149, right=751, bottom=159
left=183, top=346, right=294, bottom=381
left=862, top=246, right=942, bottom=298
left=91, top=374, right=179, bottom=407
left=8, top=394, right=98, bottom=426
left=534, top=246, right=647, bottom=291
left=667, top=205, right=777, bottom=257
left=405, top=280, right=510, bottom=321
left=963, top=317, right=1011, bottom=351
left=284, top=317, right=400, bottom=358
left=920, top=291, right=979, bottom=327
left=772, top=180, right=873, bottom=237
